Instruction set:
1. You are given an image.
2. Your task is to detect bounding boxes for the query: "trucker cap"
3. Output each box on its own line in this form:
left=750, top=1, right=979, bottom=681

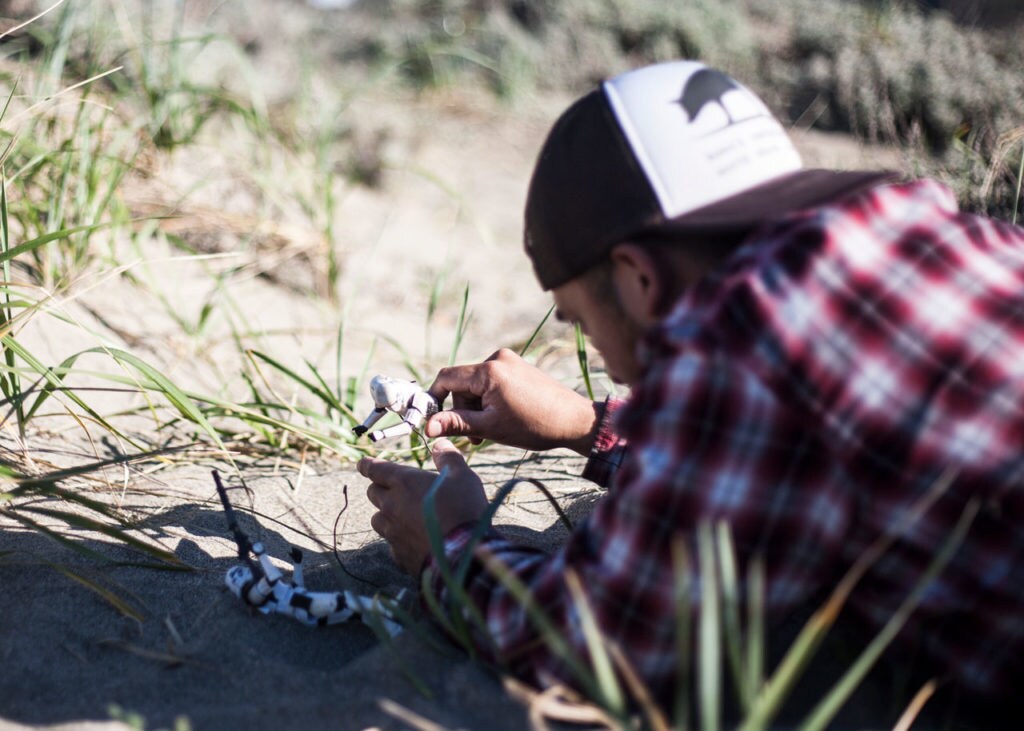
left=524, top=60, right=893, bottom=290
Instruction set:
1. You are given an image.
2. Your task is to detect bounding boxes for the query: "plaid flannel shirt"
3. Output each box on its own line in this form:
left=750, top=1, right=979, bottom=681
left=423, top=179, right=1024, bottom=705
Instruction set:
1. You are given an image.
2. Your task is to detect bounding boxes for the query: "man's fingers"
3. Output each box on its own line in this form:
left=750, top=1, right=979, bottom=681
left=451, top=393, right=483, bottom=412
left=366, top=482, right=384, bottom=509
left=358, top=456, right=419, bottom=487
left=369, top=511, right=387, bottom=539
left=425, top=408, right=489, bottom=438
left=357, top=456, right=388, bottom=483
left=431, top=437, right=468, bottom=474
left=428, top=364, right=481, bottom=403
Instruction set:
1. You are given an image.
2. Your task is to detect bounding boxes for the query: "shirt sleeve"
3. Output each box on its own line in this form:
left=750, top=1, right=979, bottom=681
left=581, top=396, right=628, bottom=487
left=421, top=349, right=854, bottom=696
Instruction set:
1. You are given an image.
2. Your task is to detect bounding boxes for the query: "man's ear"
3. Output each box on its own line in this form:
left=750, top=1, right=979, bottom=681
left=608, top=243, right=664, bottom=326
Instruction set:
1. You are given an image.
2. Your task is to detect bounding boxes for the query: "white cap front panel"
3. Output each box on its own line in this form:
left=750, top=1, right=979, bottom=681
left=602, top=61, right=803, bottom=218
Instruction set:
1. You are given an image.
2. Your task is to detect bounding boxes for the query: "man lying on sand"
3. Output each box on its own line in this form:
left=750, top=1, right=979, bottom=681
left=357, top=60, right=1024, bottom=726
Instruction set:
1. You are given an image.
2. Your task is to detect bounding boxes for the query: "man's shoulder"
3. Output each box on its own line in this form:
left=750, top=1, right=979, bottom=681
left=644, top=177, right=984, bottom=374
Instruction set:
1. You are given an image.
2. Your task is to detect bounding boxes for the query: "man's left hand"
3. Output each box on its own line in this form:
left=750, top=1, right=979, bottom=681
left=358, top=438, right=488, bottom=575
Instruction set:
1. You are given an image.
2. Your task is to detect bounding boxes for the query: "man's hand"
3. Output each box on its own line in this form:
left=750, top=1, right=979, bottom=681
left=425, top=349, right=602, bottom=455
left=359, top=438, right=487, bottom=575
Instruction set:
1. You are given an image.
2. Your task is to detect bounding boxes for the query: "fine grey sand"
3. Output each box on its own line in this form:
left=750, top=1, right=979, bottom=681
left=0, top=443, right=600, bottom=730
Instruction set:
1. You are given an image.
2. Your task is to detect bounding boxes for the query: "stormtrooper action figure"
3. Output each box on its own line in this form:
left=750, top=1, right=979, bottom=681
left=353, top=375, right=439, bottom=442
left=214, top=470, right=403, bottom=635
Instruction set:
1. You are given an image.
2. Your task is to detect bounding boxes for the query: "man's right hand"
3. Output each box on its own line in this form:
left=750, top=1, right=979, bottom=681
left=425, top=349, right=602, bottom=455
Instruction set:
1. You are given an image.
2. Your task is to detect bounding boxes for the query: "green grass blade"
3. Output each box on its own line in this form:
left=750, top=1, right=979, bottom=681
left=575, top=323, right=595, bottom=401
left=716, top=522, right=749, bottom=710
left=565, top=569, right=626, bottom=716
left=418, top=568, right=464, bottom=643
left=357, top=595, right=434, bottom=699
left=93, top=346, right=228, bottom=451
left=0, top=337, right=144, bottom=449
left=22, top=351, right=81, bottom=422
left=305, top=357, right=349, bottom=420
left=745, top=556, right=766, bottom=705
left=0, top=220, right=122, bottom=264
left=796, top=499, right=981, bottom=731
left=739, top=469, right=960, bottom=731
left=0, top=179, right=24, bottom=431
left=247, top=349, right=348, bottom=415
left=1013, top=140, right=1023, bottom=226
left=420, top=473, right=583, bottom=676
left=374, top=332, right=422, bottom=383
left=698, top=523, right=721, bottom=731
left=517, top=303, right=554, bottom=357
left=448, top=283, right=470, bottom=367
left=672, top=538, right=693, bottom=731
left=421, top=466, right=489, bottom=650
left=737, top=602, right=832, bottom=731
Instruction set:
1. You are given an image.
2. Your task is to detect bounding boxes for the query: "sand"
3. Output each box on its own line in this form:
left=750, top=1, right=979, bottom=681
left=0, top=445, right=600, bottom=730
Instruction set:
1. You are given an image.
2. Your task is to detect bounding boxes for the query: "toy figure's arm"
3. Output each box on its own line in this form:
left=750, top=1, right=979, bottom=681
left=353, top=407, right=387, bottom=437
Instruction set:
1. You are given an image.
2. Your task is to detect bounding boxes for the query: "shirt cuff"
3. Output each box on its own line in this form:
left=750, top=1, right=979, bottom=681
left=581, top=396, right=628, bottom=488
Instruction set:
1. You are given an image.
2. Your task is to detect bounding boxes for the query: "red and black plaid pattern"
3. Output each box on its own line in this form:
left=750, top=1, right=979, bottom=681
left=425, top=180, right=1024, bottom=705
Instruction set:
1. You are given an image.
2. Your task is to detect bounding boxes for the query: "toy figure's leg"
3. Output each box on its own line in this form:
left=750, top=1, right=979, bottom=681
left=369, top=420, right=414, bottom=442
left=318, top=606, right=357, bottom=625
left=299, top=590, right=352, bottom=622
left=403, top=406, right=427, bottom=431
left=343, top=590, right=404, bottom=636
left=354, top=407, right=387, bottom=437
left=269, top=584, right=314, bottom=626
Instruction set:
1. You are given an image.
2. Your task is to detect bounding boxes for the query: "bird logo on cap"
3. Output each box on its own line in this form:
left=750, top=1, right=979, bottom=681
left=675, top=68, right=741, bottom=125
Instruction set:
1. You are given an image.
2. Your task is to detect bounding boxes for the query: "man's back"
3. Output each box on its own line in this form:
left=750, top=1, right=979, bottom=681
left=641, top=177, right=1024, bottom=701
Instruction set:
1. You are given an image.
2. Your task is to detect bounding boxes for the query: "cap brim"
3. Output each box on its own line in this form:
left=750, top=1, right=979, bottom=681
left=636, top=168, right=898, bottom=240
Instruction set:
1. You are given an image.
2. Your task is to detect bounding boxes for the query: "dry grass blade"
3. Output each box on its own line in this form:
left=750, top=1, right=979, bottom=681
left=892, top=679, right=939, bottom=731
left=96, top=638, right=186, bottom=668
left=11, top=66, right=125, bottom=124
left=503, top=679, right=620, bottom=731
left=377, top=698, right=455, bottom=731
left=0, top=0, right=67, bottom=42
left=17, top=505, right=187, bottom=567
left=606, top=641, right=672, bottom=731
left=980, top=125, right=1024, bottom=205
left=51, top=564, right=146, bottom=623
